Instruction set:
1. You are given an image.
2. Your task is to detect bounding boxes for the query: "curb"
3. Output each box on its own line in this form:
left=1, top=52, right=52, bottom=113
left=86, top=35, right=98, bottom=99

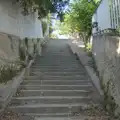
left=68, top=41, right=104, bottom=96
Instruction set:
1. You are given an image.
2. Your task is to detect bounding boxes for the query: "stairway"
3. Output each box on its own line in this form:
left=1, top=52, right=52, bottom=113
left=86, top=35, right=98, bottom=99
left=9, top=39, right=101, bottom=120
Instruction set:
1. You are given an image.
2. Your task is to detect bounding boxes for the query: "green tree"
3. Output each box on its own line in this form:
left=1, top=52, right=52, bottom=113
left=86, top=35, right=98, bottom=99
left=59, top=0, right=100, bottom=46
left=16, top=0, right=70, bottom=19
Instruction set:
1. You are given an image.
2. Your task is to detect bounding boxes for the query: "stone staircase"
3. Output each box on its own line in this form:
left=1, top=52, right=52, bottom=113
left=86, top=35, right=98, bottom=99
left=8, top=39, right=101, bottom=120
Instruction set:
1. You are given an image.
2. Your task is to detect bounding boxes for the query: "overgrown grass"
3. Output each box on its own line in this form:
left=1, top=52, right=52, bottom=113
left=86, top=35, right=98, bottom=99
left=19, top=47, right=26, bottom=61
left=85, top=42, right=92, bottom=57
left=0, top=61, right=25, bottom=84
left=42, top=20, right=47, bottom=36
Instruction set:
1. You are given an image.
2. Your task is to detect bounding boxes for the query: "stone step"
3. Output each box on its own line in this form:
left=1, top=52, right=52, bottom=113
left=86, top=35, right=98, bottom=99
left=24, top=79, right=89, bottom=82
left=33, top=61, right=81, bottom=66
left=25, top=113, right=70, bottom=118
left=9, top=103, right=88, bottom=114
left=11, top=96, right=91, bottom=105
left=31, top=69, right=84, bottom=72
left=24, top=75, right=88, bottom=80
left=30, top=72, right=86, bottom=76
left=36, top=55, right=75, bottom=57
left=17, top=90, right=91, bottom=97
left=33, top=62, right=79, bottom=64
left=7, top=39, right=101, bottom=119
left=31, top=66, right=82, bottom=69
left=20, top=85, right=93, bottom=90
left=34, top=61, right=79, bottom=63
left=24, top=78, right=88, bottom=81
left=40, top=74, right=86, bottom=77
left=31, top=71, right=85, bottom=74
left=33, top=64, right=80, bottom=67
left=22, top=80, right=91, bottom=85
left=35, top=59, right=77, bottom=61
left=32, top=66, right=80, bottom=69
left=34, top=116, right=109, bottom=120
left=33, top=64, right=80, bottom=66
left=30, top=73, right=87, bottom=77
left=31, top=69, right=85, bottom=72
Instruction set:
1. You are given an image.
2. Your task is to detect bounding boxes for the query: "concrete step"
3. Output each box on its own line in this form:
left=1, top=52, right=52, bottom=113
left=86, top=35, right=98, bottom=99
left=22, top=80, right=91, bottom=85
left=30, top=72, right=86, bottom=76
left=31, top=69, right=85, bottom=72
left=33, top=64, right=80, bottom=67
left=31, top=66, right=83, bottom=68
left=11, top=96, right=91, bottom=105
left=35, top=59, right=78, bottom=62
left=31, top=69, right=85, bottom=73
left=29, top=73, right=87, bottom=77
left=32, top=64, right=80, bottom=67
left=34, top=116, right=109, bottom=120
left=9, top=103, right=88, bottom=114
left=31, top=71, right=86, bottom=74
left=25, top=113, right=70, bottom=118
left=24, top=75, right=88, bottom=80
left=8, top=39, right=101, bottom=119
left=17, top=90, right=91, bottom=97
left=24, top=78, right=89, bottom=81
left=31, top=66, right=82, bottom=69
left=20, top=85, right=93, bottom=90
left=33, top=62, right=79, bottom=64
left=34, top=61, right=79, bottom=63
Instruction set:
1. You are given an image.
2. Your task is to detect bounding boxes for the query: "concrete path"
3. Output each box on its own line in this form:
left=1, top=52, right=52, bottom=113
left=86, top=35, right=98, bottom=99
left=8, top=39, right=101, bottom=120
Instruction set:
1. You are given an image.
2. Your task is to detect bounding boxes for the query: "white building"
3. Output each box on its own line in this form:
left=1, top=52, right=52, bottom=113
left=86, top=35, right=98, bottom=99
left=92, top=0, right=120, bottom=33
left=0, top=0, right=43, bottom=38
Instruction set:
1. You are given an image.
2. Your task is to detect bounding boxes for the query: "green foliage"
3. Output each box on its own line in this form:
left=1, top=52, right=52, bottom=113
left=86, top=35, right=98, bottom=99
left=19, top=46, right=26, bottom=61
left=34, top=43, right=37, bottom=54
left=86, top=42, right=92, bottom=52
left=25, top=37, right=28, bottom=49
left=42, top=20, right=48, bottom=36
left=116, top=27, right=120, bottom=35
left=0, top=61, right=25, bottom=83
left=16, top=0, right=69, bottom=19
left=50, top=33, right=58, bottom=39
left=58, top=0, right=99, bottom=45
left=17, top=0, right=54, bottom=18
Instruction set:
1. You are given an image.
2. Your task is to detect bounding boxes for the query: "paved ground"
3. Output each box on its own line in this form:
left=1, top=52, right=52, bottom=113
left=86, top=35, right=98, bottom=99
left=5, top=39, right=108, bottom=120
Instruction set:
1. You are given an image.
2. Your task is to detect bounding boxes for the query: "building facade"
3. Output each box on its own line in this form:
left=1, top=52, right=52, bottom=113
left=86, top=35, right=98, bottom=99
left=92, top=0, right=120, bottom=33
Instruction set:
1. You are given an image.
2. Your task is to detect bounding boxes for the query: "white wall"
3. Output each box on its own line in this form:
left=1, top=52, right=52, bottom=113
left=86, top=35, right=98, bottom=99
left=0, top=0, right=43, bottom=38
left=92, top=0, right=111, bottom=33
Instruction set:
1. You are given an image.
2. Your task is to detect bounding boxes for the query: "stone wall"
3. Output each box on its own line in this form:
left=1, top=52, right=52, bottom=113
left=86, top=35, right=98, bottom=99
left=0, top=0, right=47, bottom=64
left=0, top=32, right=45, bottom=65
left=92, top=34, right=120, bottom=114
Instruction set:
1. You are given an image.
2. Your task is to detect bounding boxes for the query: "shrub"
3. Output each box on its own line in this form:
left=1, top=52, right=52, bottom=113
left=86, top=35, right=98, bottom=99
left=19, top=47, right=26, bottom=61
left=25, top=37, right=28, bottom=49
left=0, top=61, right=25, bottom=83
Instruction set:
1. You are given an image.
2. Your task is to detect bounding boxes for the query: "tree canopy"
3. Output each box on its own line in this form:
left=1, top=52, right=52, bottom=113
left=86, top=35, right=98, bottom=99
left=58, top=0, right=100, bottom=44
left=16, top=0, right=69, bottom=19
